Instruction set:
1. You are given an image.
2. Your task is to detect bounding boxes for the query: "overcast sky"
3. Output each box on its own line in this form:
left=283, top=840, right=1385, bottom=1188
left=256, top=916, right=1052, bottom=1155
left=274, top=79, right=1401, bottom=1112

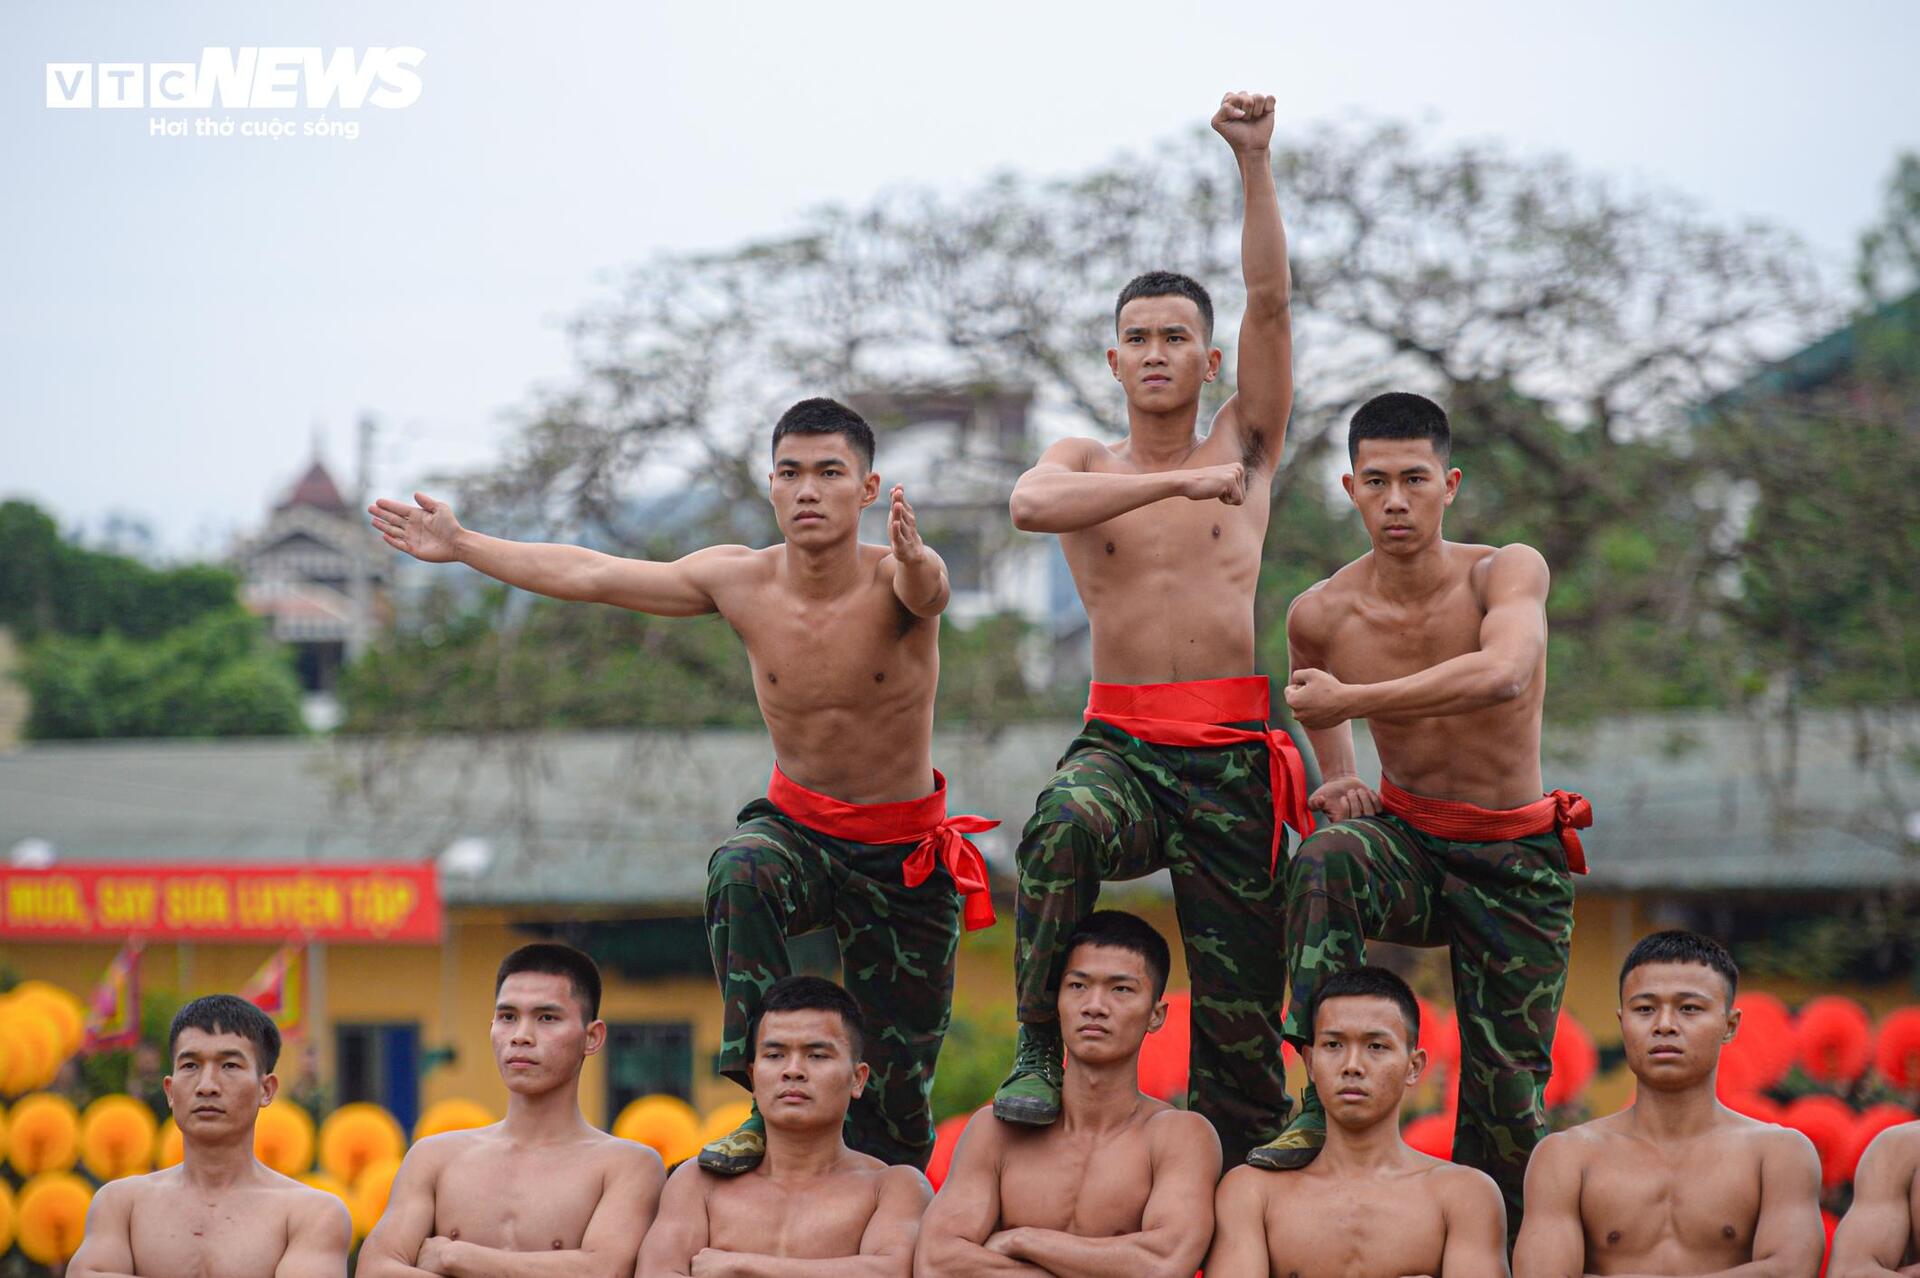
left=3, top=1, right=1915, bottom=558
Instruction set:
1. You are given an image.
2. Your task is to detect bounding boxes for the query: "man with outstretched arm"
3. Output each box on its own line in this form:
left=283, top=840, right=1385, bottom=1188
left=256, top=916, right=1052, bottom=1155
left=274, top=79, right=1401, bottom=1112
left=1514, top=931, right=1823, bottom=1278
left=372, top=397, right=996, bottom=1173
left=916, top=911, right=1220, bottom=1278
left=997, top=88, right=1312, bottom=1168
left=1248, top=391, right=1592, bottom=1244
left=69, top=995, right=350, bottom=1278
left=358, top=944, right=664, bottom=1278
left=1831, top=1117, right=1920, bottom=1277
left=1207, top=966, right=1508, bottom=1278
left=639, top=976, right=930, bottom=1278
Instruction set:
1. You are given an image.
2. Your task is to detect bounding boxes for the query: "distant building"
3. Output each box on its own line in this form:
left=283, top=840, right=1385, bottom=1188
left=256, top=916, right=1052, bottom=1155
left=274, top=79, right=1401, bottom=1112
left=231, top=452, right=390, bottom=705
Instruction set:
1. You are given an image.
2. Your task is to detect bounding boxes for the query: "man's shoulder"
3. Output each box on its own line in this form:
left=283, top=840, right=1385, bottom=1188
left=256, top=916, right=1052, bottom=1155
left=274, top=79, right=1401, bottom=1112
left=1533, top=1116, right=1620, bottom=1164
left=405, top=1123, right=499, bottom=1168
left=1463, top=541, right=1549, bottom=591
left=591, top=1127, right=669, bottom=1176
left=1036, top=435, right=1116, bottom=471
left=1426, top=1157, right=1503, bottom=1208
left=1143, top=1103, right=1216, bottom=1146
left=1288, top=560, right=1365, bottom=624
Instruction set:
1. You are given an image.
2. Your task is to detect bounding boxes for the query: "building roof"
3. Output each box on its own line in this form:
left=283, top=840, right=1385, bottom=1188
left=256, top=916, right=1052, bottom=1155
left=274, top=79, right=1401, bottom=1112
left=2, top=710, right=1915, bottom=906
left=276, top=459, right=350, bottom=515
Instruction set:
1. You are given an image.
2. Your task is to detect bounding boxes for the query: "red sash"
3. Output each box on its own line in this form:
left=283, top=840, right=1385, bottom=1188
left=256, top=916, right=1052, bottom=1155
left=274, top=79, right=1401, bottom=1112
left=766, top=767, right=999, bottom=930
left=1378, top=778, right=1592, bottom=875
left=1084, top=676, right=1314, bottom=874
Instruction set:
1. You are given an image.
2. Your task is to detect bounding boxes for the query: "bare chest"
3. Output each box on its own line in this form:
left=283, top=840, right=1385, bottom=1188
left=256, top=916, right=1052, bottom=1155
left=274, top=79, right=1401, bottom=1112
left=1322, top=588, right=1486, bottom=686
left=997, top=1133, right=1153, bottom=1237
left=1268, top=1180, right=1446, bottom=1278
left=706, top=1177, right=878, bottom=1258
left=129, top=1192, right=289, bottom=1278
left=729, top=588, right=935, bottom=713
left=434, top=1152, right=604, bottom=1252
left=1063, top=493, right=1267, bottom=598
left=1583, top=1149, right=1760, bottom=1262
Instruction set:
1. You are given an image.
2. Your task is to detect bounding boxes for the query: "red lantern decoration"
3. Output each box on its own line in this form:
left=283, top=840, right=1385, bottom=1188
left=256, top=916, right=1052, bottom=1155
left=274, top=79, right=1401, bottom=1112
left=1872, top=1007, right=1920, bottom=1093
left=1402, top=1110, right=1455, bottom=1160
left=1544, top=1011, right=1598, bottom=1108
left=1834, top=1103, right=1916, bottom=1187
left=1781, top=1095, right=1857, bottom=1190
left=1138, top=991, right=1192, bottom=1103
left=1797, top=997, right=1875, bottom=1085
left=1418, top=999, right=1460, bottom=1079
left=1721, top=1090, right=1786, bottom=1125
left=1718, top=992, right=1795, bottom=1095
left=925, top=1114, right=969, bottom=1191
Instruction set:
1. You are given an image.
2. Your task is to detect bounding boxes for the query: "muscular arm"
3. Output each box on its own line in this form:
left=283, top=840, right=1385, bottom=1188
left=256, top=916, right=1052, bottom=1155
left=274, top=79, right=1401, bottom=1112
left=67, top=1180, right=141, bottom=1278
left=357, top=1143, right=448, bottom=1278
left=1336, top=545, right=1550, bottom=723
left=992, top=1112, right=1222, bottom=1278
left=1830, top=1126, right=1920, bottom=1278
left=1008, top=439, right=1234, bottom=534
left=369, top=492, right=731, bottom=616
left=1438, top=1168, right=1511, bottom=1278
left=1287, top=586, right=1378, bottom=819
left=1513, top=1134, right=1588, bottom=1278
left=1202, top=1167, right=1275, bottom=1278
left=913, top=1114, right=1053, bottom=1277
left=276, top=1194, right=354, bottom=1278
left=1217, top=94, right=1293, bottom=467
left=884, top=486, right=951, bottom=619
left=435, top=1146, right=666, bottom=1278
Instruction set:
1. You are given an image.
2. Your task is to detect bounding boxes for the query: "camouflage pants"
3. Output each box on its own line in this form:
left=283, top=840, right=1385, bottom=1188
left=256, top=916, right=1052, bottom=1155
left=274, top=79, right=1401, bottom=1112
left=1280, top=814, right=1575, bottom=1241
left=706, top=797, right=962, bottom=1168
left=1015, top=718, right=1290, bottom=1167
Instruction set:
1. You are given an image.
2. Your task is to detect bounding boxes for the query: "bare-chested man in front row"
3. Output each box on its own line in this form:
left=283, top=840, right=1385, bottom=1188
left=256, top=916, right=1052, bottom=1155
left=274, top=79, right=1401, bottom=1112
left=918, top=911, right=1220, bottom=1277
left=70, top=995, right=350, bottom=1278
left=640, top=976, right=931, bottom=1277
left=1250, top=391, right=1594, bottom=1245
left=373, top=398, right=996, bottom=1174
left=997, top=89, right=1313, bottom=1168
left=1830, top=1117, right=1920, bottom=1276
left=1515, top=930, right=1823, bottom=1278
left=1209, top=966, right=1509, bottom=1278
left=359, top=944, right=665, bottom=1277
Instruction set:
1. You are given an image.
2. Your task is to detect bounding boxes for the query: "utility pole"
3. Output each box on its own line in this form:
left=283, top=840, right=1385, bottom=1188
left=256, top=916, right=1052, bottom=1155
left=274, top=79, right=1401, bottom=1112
left=348, top=412, right=377, bottom=665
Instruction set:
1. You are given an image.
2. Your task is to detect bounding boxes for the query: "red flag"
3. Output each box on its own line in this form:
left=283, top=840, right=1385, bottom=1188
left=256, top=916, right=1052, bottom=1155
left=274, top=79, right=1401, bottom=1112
left=83, top=939, right=143, bottom=1051
left=240, top=944, right=308, bottom=1039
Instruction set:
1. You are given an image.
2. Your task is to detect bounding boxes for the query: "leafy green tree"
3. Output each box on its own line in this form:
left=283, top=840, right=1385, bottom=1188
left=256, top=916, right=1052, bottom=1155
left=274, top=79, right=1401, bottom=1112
left=0, top=500, right=238, bottom=641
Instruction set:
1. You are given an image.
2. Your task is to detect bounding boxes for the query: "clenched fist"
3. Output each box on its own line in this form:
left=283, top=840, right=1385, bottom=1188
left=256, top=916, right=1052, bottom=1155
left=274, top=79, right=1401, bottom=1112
left=1211, top=90, right=1276, bottom=153
left=1182, top=462, right=1247, bottom=506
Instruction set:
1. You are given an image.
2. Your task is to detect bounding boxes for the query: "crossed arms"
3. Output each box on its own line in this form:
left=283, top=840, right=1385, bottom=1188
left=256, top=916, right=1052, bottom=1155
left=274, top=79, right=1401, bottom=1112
left=637, top=1162, right=929, bottom=1278
left=68, top=1179, right=351, bottom=1278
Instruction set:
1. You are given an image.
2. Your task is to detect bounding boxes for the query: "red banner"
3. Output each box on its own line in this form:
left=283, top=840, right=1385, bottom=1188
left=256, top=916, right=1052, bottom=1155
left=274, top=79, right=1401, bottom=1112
left=0, top=864, right=441, bottom=943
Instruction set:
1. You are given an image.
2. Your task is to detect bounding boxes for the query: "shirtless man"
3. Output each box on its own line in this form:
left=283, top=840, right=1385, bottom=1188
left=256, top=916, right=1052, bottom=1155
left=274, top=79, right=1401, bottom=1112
left=638, top=976, right=930, bottom=1277
left=1831, top=1120, right=1920, bottom=1277
left=69, top=994, right=349, bottom=1278
left=372, top=397, right=995, bottom=1173
left=1514, top=931, right=1824, bottom=1278
left=359, top=943, right=665, bottom=1278
left=997, top=89, right=1312, bottom=1167
left=917, top=911, right=1220, bottom=1278
left=1208, top=966, right=1508, bottom=1278
left=1249, top=391, right=1593, bottom=1241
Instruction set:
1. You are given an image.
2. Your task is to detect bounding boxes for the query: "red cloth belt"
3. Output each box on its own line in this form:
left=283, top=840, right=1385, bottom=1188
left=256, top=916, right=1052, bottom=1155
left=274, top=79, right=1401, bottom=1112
left=1083, top=676, right=1314, bottom=875
left=766, top=766, right=1000, bottom=930
left=1378, top=778, right=1592, bottom=875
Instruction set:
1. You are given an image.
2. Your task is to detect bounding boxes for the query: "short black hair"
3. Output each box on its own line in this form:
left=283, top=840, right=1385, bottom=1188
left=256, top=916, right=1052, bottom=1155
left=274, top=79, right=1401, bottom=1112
left=168, top=994, right=282, bottom=1074
left=1619, top=930, right=1739, bottom=1007
left=1347, top=392, right=1452, bottom=466
left=1115, top=271, right=1215, bottom=343
left=1310, top=966, right=1421, bottom=1044
left=1062, top=910, right=1172, bottom=1000
left=748, top=975, right=866, bottom=1061
left=770, top=397, right=876, bottom=472
left=496, top=943, right=602, bottom=1023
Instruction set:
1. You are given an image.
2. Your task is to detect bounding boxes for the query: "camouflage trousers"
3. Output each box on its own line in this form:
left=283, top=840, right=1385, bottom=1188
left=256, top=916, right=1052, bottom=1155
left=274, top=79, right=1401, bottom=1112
left=706, top=797, right=962, bottom=1168
left=1015, top=718, right=1290, bottom=1167
left=1280, top=814, right=1575, bottom=1241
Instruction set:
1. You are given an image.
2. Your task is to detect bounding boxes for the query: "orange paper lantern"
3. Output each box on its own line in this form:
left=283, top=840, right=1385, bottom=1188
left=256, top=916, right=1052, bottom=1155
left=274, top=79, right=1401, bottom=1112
left=351, top=1154, right=405, bottom=1235
left=1872, top=1007, right=1920, bottom=1092
left=1835, top=1103, right=1916, bottom=1187
left=17, top=1171, right=92, bottom=1265
left=6, top=1092, right=80, bottom=1176
left=1781, top=1094, right=1855, bottom=1189
left=1718, top=992, right=1795, bottom=1095
left=612, top=1095, right=701, bottom=1166
left=697, top=1100, right=754, bottom=1148
left=413, top=1098, right=495, bottom=1142
left=255, top=1100, right=317, bottom=1175
left=79, top=1094, right=158, bottom=1180
left=318, top=1103, right=406, bottom=1184
left=1797, top=996, right=1874, bottom=1085
left=153, top=1117, right=184, bottom=1169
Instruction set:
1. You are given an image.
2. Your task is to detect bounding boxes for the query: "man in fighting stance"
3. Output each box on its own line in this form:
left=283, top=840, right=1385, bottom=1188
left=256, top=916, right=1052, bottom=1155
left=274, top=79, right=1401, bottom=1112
left=1251, top=391, right=1592, bottom=1244
left=640, top=976, right=930, bottom=1277
left=917, top=911, right=1219, bottom=1277
left=374, top=398, right=995, bottom=1173
left=1208, top=967, right=1508, bottom=1277
left=998, top=88, right=1312, bottom=1168
left=1515, top=931, right=1823, bottom=1278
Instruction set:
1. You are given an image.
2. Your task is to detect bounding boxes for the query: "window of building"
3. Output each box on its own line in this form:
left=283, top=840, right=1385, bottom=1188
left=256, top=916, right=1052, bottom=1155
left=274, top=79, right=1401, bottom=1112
left=335, top=1022, right=421, bottom=1135
left=605, top=1021, right=695, bottom=1119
